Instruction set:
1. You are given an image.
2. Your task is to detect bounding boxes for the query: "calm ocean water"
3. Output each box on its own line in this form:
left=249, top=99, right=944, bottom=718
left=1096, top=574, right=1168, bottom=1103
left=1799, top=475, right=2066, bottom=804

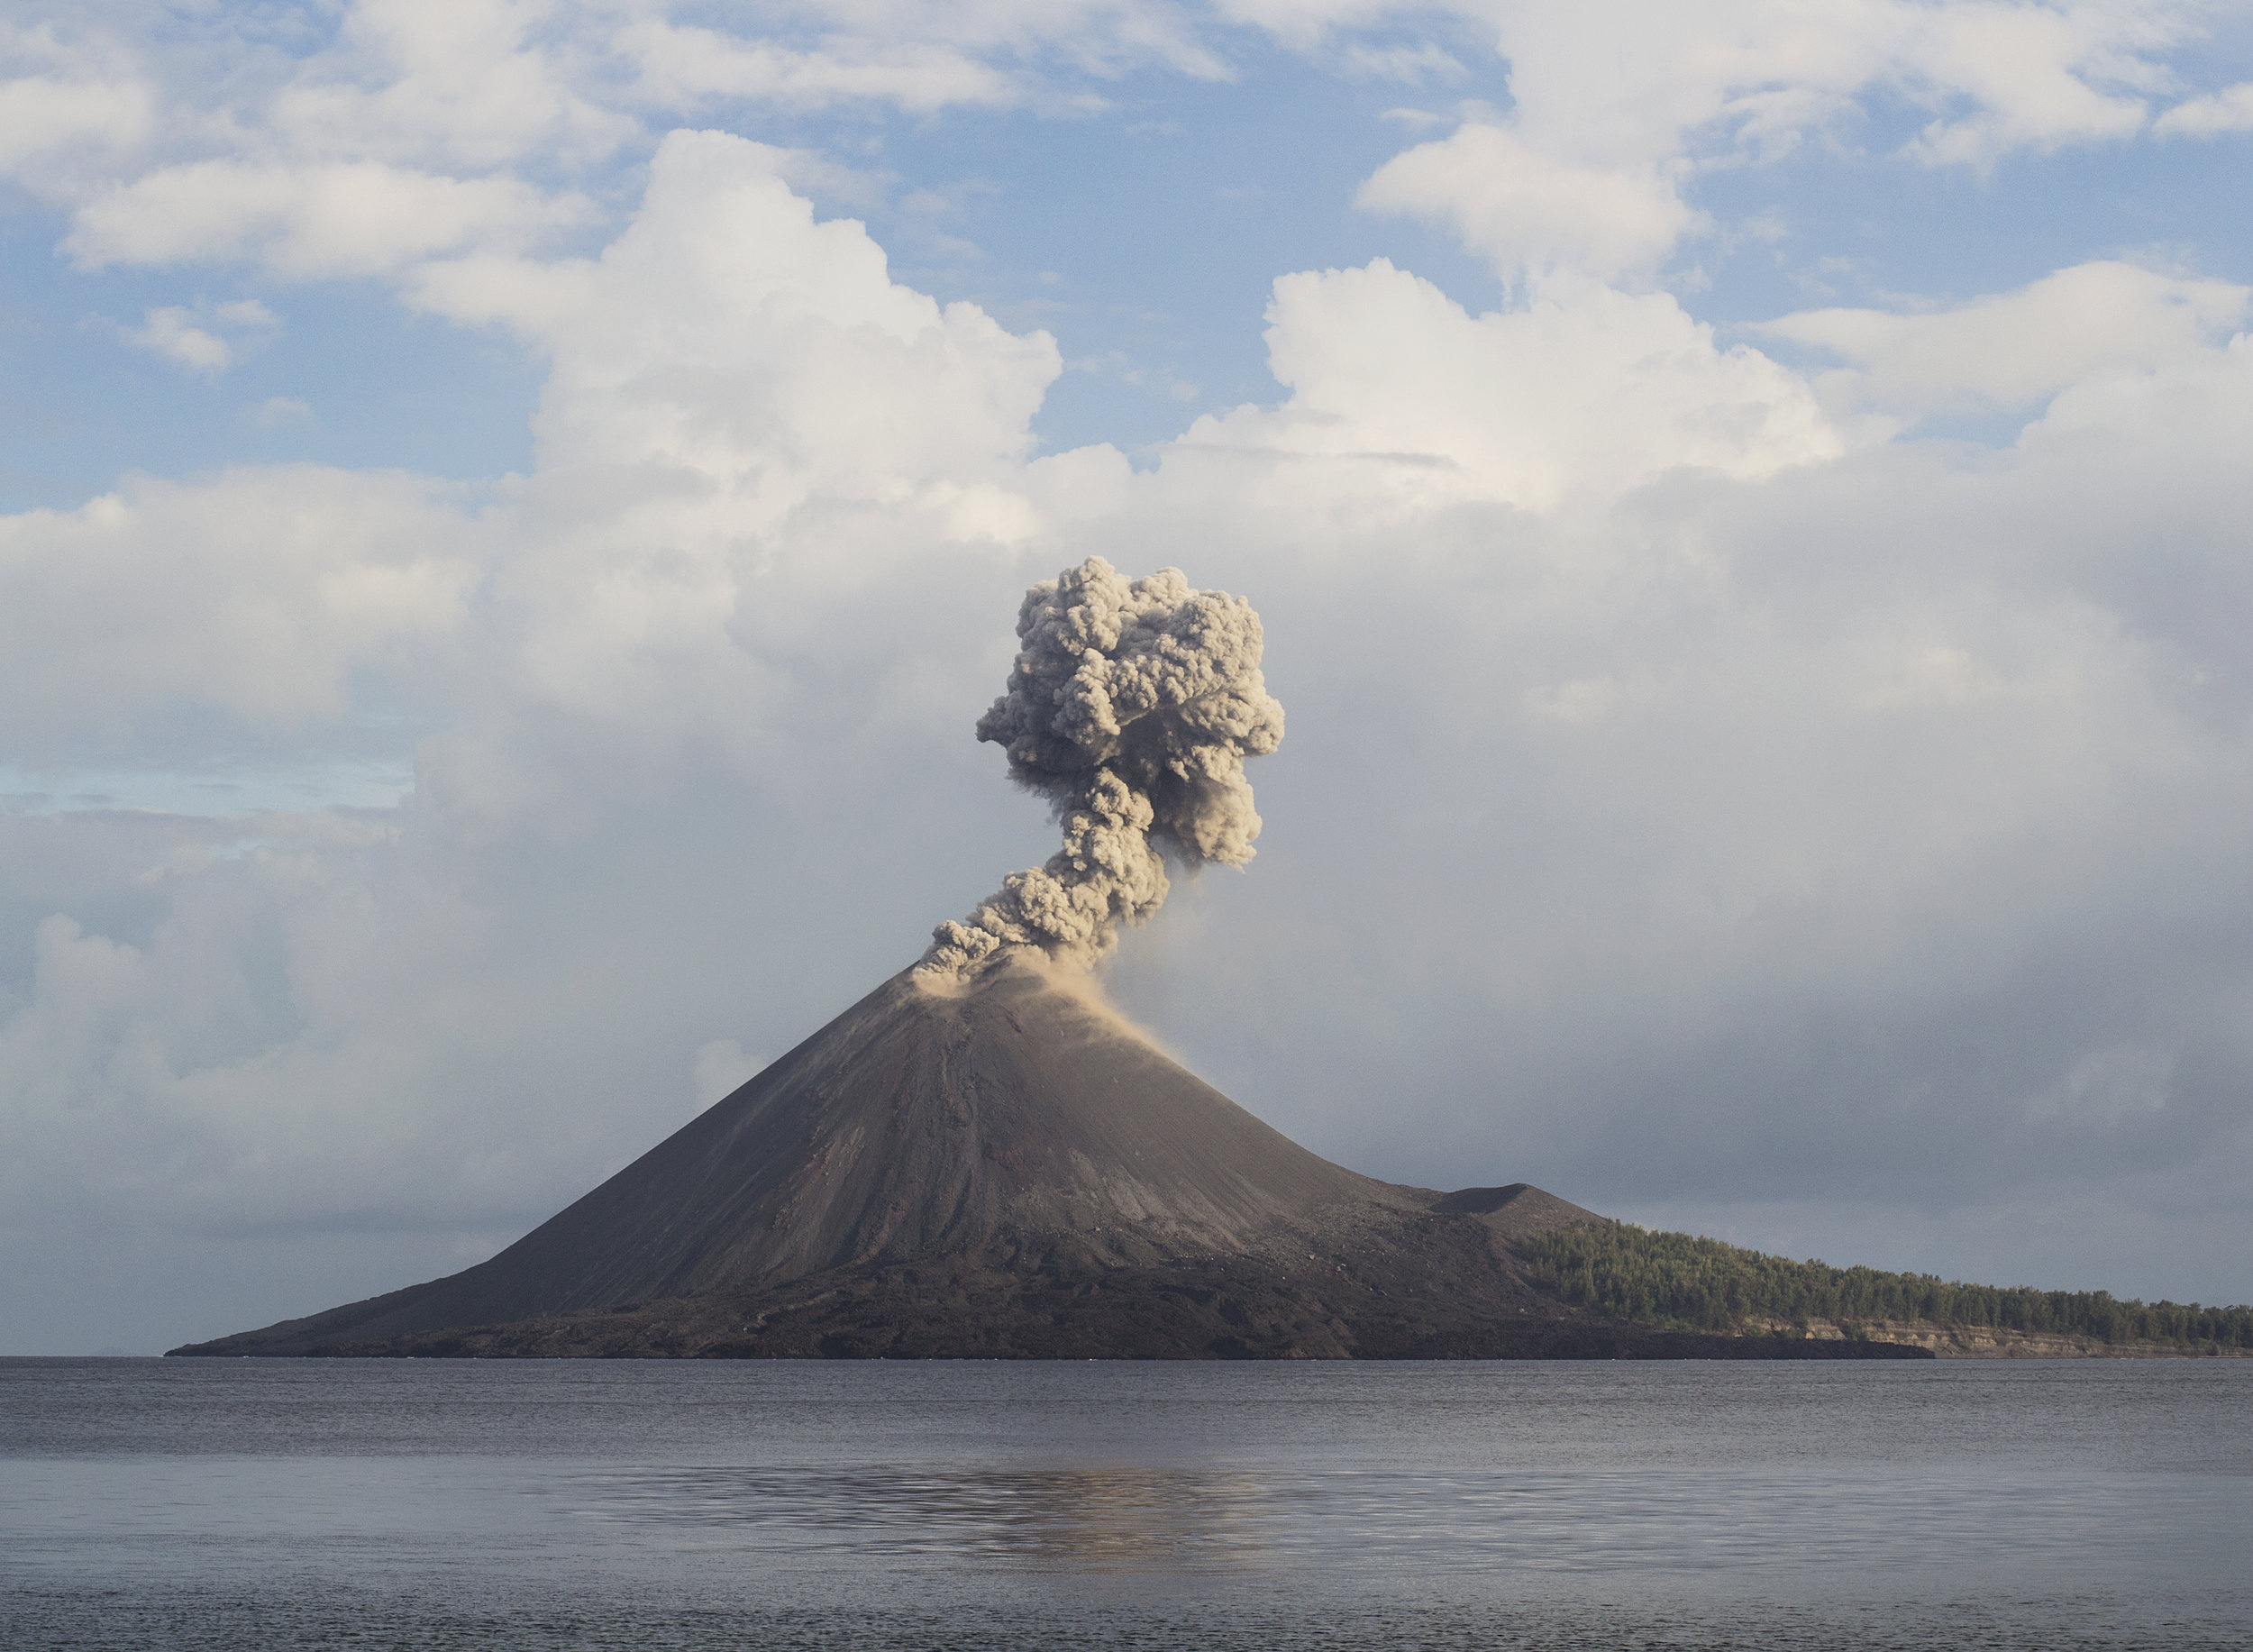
left=2, top=1357, right=2247, bottom=1650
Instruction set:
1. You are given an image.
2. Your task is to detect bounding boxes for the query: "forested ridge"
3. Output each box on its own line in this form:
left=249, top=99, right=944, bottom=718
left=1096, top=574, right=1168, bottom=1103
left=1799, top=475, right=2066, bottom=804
left=1518, top=1222, right=2253, bottom=1350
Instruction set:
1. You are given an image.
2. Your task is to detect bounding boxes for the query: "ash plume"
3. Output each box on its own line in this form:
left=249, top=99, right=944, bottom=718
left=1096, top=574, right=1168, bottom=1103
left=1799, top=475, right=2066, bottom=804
left=919, top=557, right=1285, bottom=980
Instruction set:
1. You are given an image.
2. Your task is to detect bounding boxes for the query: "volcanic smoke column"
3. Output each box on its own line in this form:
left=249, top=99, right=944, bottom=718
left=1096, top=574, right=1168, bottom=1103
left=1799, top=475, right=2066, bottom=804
left=919, top=557, right=1286, bottom=979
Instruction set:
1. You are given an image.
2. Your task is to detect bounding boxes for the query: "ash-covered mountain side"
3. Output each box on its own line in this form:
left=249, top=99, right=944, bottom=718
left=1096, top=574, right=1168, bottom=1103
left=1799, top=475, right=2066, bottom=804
left=172, top=959, right=1925, bottom=1360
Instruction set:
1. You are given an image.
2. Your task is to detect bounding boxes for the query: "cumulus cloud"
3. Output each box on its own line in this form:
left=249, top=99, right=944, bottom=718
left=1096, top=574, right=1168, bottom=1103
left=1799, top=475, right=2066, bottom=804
left=269, top=0, right=636, bottom=171
left=1174, top=259, right=1836, bottom=513
left=922, top=558, right=1284, bottom=977
left=1359, top=123, right=1699, bottom=285
left=395, top=131, right=1070, bottom=835
left=2155, top=81, right=2253, bottom=137
left=1469, top=0, right=2184, bottom=169
left=1336, top=0, right=2200, bottom=297
left=1895, top=0, right=2160, bottom=165
left=123, top=298, right=278, bottom=375
left=125, top=306, right=231, bottom=373
left=1763, top=261, right=2253, bottom=424
left=0, top=66, right=151, bottom=172
left=465, top=132, right=1059, bottom=503
left=0, top=468, right=477, bottom=750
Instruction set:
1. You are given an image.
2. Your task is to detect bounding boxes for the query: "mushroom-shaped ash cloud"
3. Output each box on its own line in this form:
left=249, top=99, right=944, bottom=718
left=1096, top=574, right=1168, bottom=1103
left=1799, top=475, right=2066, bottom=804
left=919, top=557, right=1285, bottom=979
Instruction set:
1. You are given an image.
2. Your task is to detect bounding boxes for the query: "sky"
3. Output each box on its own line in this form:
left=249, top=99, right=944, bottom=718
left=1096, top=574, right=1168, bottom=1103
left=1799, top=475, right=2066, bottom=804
left=5, top=0, right=2253, bottom=1355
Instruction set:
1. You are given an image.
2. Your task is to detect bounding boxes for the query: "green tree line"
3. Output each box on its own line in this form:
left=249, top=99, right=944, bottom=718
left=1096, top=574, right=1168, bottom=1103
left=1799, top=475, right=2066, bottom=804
left=1518, top=1222, right=2253, bottom=1350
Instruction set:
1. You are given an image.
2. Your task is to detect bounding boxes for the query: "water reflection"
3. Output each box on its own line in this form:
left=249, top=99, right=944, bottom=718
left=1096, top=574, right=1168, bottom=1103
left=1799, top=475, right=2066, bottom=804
left=574, top=1464, right=1289, bottom=1572
left=561, top=1461, right=2253, bottom=1582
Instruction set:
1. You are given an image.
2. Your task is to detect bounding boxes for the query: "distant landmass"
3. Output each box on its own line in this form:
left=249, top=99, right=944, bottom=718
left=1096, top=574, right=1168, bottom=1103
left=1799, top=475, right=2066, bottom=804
left=1518, top=1221, right=2253, bottom=1357
left=168, top=959, right=2240, bottom=1361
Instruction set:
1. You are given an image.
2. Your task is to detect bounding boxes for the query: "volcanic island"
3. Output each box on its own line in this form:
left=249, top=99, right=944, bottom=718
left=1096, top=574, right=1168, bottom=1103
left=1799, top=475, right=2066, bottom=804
left=172, top=559, right=1929, bottom=1363
left=171, top=955, right=1929, bottom=1361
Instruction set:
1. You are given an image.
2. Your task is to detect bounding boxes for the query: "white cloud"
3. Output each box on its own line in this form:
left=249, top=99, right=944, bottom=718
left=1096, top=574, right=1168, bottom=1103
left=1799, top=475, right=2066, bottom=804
left=2155, top=81, right=2253, bottom=137
left=0, top=69, right=151, bottom=171
left=1455, top=1, right=1895, bottom=169
left=1434, top=0, right=2188, bottom=174
left=0, top=468, right=478, bottom=746
left=393, top=131, right=1073, bottom=844
left=123, top=297, right=279, bottom=375
left=1896, top=0, right=2162, bottom=165
left=1173, top=258, right=1837, bottom=513
left=615, top=23, right=1022, bottom=112
left=2023, top=324, right=2253, bottom=446
left=1762, top=261, right=2252, bottom=422
left=125, top=306, right=232, bottom=373
left=411, top=132, right=1059, bottom=529
left=0, top=22, right=154, bottom=183
left=1358, top=122, right=1700, bottom=284
left=1336, top=2, right=2203, bottom=288
left=66, top=160, right=590, bottom=278
left=269, top=0, right=638, bottom=170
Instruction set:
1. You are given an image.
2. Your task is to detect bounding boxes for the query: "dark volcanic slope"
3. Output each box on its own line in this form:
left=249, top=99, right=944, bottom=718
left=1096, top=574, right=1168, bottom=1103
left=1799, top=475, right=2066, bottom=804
left=174, top=959, right=1931, bottom=1361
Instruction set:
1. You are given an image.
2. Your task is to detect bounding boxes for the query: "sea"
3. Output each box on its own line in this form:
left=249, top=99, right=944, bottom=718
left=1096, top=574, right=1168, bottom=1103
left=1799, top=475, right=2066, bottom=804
left=2, top=1356, right=2247, bottom=1651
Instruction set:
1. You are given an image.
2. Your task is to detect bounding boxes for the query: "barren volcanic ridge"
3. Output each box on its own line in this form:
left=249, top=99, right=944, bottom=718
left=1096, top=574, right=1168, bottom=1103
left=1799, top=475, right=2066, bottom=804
left=172, top=558, right=1927, bottom=1361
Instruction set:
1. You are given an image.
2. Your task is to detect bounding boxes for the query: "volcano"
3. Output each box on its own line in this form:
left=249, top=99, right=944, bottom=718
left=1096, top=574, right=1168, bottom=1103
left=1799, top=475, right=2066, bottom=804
left=171, top=960, right=1924, bottom=1360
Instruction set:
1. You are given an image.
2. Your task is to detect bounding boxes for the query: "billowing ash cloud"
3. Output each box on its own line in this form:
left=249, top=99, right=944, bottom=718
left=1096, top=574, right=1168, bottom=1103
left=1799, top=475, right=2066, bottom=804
left=919, top=557, right=1285, bottom=978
